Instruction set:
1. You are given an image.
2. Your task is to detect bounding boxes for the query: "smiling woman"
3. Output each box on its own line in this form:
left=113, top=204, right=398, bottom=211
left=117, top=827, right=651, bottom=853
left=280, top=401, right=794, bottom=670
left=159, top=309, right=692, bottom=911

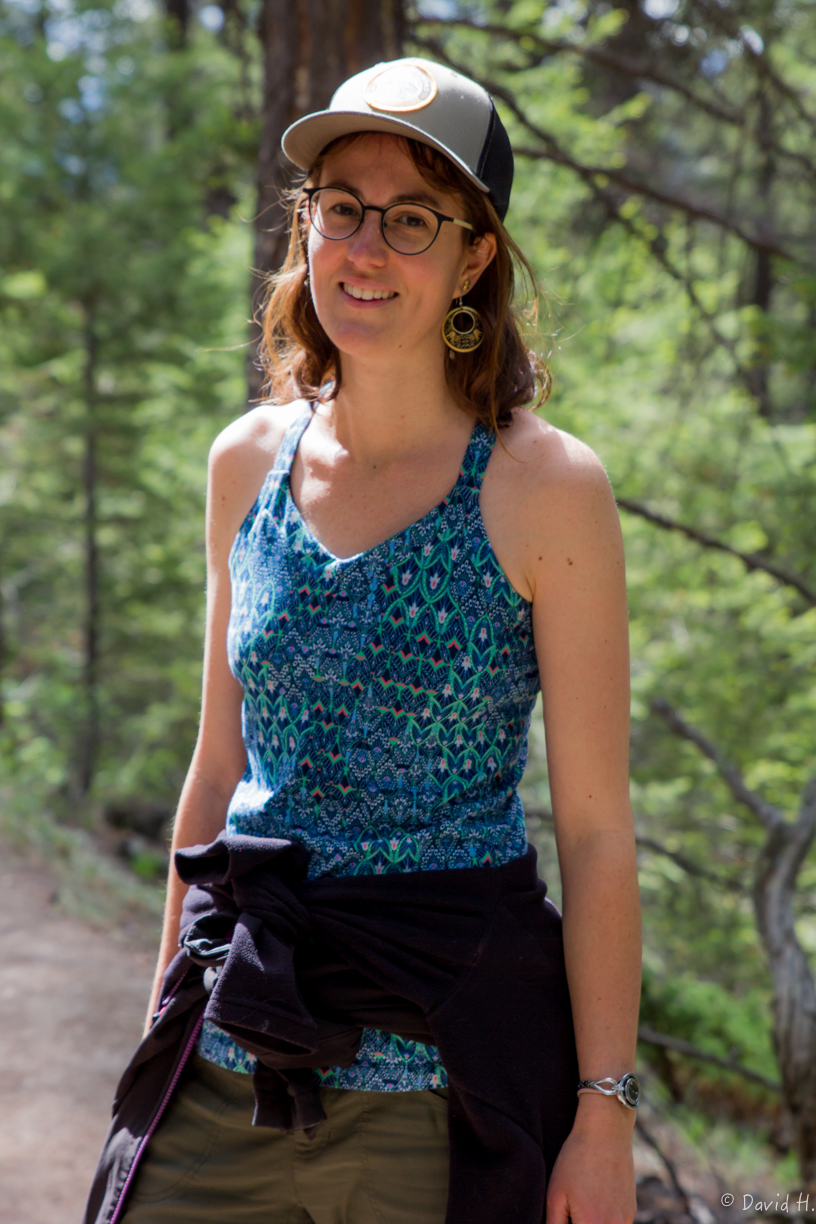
left=86, top=56, right=641, bottom=1224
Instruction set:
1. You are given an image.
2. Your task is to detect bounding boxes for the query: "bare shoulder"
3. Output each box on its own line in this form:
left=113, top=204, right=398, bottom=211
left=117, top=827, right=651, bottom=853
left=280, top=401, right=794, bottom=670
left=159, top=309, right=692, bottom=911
left=207, top=399, right=308, bottom=550
left=486, top=410, right=618, bottom=535
left=496, top=410, right=612, bottom=503
left=482, top=410, right=622, bottom=602
left=209, top=398, right=306, bottom=474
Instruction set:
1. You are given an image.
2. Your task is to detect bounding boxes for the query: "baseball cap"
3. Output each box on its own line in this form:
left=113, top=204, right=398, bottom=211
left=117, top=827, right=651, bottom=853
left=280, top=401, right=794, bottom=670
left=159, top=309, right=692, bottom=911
left=281, top=57, right=514, bottom=221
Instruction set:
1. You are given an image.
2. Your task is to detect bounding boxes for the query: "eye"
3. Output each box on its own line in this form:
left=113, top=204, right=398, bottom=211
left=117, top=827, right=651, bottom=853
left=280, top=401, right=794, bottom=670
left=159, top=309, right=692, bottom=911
left=388, top=206, right=433, bottom=231
left=329, top=200, right=362, bottom=219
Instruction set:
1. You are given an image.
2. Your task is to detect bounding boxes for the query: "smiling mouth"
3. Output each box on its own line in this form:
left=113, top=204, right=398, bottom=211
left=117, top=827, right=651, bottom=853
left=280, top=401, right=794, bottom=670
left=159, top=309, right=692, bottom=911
left=341, top=283, right=398, bottom=301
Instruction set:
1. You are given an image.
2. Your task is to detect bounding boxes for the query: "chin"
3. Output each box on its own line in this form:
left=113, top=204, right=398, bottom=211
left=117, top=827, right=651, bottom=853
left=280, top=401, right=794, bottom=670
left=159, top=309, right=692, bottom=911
left=324, top=319, right=402, bottom=358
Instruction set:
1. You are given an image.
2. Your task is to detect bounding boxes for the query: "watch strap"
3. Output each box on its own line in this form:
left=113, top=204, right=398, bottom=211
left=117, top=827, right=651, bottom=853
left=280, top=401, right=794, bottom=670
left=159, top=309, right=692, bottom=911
left=577, top=1073, right=639, bottom=1109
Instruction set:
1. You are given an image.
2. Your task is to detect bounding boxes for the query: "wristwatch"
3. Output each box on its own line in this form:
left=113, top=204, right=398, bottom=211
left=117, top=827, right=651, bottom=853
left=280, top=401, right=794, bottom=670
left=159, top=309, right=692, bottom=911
left=577, top=1073, right=640, bottom=1109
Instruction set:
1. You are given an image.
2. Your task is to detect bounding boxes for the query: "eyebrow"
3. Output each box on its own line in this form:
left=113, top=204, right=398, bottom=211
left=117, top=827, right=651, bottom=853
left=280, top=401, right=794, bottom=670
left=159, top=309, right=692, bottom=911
left=323, top=179, right=446, bottom=210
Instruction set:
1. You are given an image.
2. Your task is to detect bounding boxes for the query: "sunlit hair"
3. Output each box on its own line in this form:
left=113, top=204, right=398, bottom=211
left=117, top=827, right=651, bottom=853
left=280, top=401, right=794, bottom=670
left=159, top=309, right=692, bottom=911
left=257, top=133, right=550, bottom=431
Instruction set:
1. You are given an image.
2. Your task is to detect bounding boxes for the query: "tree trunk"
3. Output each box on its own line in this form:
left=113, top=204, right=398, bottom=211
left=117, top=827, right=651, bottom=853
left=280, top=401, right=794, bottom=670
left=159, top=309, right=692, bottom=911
left=247, top=0, right=404, bottom=403
left=748, top=88, right=775, bottom=419
left=77, top=310, right=100, bottom=799
left=164, top=0, right=190, bottom=48
left=752, top=778, right=816, bottom=1188
left=652, top=701, right=816, bottom=1189
left=0, top=561, right=5, bottom=730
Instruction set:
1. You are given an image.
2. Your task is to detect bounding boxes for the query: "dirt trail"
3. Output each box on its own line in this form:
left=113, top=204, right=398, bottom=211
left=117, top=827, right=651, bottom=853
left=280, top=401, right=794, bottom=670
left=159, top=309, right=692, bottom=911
left=0, top=853, right=154, bottom=1224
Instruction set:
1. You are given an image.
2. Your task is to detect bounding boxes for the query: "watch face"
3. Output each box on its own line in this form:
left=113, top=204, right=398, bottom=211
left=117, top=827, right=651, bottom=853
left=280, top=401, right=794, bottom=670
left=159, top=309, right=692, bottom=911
left=621, top=1074, right=640, bottom=1108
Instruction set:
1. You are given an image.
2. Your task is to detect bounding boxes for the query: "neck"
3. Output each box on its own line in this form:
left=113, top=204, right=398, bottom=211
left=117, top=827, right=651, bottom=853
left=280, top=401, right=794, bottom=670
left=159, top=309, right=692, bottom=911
left=324, top=346, right=468, bottom=468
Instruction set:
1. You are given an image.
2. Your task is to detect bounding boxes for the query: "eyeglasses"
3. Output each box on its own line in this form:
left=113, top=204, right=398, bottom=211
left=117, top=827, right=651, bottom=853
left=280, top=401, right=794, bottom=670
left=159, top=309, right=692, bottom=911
left=303, top=187, right=474, bottom=256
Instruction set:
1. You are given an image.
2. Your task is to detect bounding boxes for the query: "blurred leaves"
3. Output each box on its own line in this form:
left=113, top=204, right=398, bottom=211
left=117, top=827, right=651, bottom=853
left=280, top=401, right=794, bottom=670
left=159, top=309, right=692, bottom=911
left=0, top=0, right=251, bottom=799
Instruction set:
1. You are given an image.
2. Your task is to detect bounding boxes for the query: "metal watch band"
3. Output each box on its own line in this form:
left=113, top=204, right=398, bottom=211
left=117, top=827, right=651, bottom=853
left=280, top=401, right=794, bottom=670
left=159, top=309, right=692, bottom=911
left=576, top=1073, right=639, bottom=1109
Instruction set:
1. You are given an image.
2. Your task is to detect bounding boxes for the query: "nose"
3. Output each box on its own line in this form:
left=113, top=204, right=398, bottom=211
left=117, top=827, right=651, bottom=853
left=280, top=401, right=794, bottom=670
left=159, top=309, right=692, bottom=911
left=346, top=208, right=389, bottom=264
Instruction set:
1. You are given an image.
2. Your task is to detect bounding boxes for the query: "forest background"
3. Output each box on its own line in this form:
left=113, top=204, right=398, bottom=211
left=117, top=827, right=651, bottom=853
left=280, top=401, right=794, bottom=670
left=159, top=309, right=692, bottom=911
left=2, top=0, right=816, bottom=1207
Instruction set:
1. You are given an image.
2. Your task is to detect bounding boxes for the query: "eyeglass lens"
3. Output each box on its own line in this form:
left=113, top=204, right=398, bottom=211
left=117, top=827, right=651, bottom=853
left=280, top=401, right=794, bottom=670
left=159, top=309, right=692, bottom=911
left=308, top=189, right=440, bottom=255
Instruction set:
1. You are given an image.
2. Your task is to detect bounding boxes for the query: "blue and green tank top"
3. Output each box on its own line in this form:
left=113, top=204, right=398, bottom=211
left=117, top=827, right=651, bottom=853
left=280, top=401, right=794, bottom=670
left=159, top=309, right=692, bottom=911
left=197, top=401, right=541, bottom=1090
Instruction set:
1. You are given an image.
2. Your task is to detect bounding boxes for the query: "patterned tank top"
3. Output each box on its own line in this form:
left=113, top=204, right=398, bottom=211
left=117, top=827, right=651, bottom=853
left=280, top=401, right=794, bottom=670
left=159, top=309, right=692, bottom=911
left=197, top=402, right=541, bottom=1090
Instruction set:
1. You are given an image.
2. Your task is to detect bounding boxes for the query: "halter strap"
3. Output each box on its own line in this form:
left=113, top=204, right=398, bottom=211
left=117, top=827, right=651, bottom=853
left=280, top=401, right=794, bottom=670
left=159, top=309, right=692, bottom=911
left=456, top=421, right=496, bottom=496
left=273, top=401, right=314, bottom=476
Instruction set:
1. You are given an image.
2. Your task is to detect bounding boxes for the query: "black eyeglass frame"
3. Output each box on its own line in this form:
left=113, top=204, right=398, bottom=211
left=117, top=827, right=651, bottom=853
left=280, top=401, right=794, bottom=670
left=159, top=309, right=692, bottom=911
left=302, top=186, right=475, bottom=255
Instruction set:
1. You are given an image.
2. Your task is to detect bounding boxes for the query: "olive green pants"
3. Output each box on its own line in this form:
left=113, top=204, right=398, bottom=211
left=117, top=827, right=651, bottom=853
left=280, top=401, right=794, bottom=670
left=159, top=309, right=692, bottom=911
left=120, top=1055, right=450, bottom=1224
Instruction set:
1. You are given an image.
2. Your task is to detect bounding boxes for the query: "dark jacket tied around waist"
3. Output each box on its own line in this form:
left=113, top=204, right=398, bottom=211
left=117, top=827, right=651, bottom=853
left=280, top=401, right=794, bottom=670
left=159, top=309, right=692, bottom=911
left=85, top=833, right=578, bottom=1224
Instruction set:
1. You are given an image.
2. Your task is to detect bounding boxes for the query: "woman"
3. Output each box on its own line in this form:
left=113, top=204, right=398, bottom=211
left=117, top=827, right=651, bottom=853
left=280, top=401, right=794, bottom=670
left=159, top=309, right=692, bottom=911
left=105, top=56, right=640, bottom=1224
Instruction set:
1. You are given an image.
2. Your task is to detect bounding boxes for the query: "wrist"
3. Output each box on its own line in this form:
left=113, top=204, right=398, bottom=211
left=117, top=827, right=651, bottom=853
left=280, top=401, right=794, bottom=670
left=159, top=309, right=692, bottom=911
left=574, top=1090, right=637, bottom=1132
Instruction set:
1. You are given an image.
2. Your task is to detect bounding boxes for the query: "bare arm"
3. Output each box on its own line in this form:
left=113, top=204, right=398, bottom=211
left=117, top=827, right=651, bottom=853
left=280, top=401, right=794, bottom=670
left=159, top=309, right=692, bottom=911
left=499, top=421, right=640, bottom=1222
left=143, top=404, right=298, bottom=1033
left=532, top=454, right=639, bottom=1066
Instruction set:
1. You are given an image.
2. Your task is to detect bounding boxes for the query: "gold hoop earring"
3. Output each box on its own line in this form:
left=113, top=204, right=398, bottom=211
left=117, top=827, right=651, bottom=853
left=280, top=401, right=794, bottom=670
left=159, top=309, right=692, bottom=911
left=442, top=299, right=484, bottom=353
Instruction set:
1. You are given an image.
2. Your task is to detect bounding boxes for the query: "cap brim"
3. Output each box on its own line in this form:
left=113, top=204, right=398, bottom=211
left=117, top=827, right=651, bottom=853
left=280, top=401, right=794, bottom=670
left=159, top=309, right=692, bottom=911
left=282, top=111, right=491, bottom=198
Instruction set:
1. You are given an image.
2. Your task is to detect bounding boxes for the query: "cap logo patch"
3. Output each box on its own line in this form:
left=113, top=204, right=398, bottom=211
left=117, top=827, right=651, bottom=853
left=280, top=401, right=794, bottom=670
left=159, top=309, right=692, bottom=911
left=364, top=63, right=438, bottom=113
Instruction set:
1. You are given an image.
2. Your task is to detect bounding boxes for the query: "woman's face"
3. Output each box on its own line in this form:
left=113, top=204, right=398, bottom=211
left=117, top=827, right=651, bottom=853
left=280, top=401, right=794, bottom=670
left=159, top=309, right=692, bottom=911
left=306, top=133, right=494, bottom=370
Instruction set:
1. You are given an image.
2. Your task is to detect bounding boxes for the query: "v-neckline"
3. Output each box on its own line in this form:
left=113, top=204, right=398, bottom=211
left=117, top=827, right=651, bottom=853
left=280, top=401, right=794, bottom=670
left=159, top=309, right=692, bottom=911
left=283, top=412, right=486, bottom=566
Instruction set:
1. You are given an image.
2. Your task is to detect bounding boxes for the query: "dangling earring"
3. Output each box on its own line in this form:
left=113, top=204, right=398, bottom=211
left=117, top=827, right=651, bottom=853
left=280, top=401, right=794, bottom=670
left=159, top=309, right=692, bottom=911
left=442, top=279, right=484, bottom=354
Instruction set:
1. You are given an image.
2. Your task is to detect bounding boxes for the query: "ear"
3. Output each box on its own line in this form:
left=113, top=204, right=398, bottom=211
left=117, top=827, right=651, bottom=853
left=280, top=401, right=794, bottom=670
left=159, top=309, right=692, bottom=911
left=459, top=232, right=497, bottom=294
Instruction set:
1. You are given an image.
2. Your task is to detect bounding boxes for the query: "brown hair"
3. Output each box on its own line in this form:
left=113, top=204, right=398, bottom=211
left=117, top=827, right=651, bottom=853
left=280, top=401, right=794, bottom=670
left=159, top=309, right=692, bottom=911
left=257, top=134, right=550, bottom=431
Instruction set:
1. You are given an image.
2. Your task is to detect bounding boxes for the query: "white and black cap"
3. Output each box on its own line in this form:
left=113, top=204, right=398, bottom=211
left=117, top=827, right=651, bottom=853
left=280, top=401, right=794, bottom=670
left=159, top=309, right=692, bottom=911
left=281, top=57, right=514, bottom=221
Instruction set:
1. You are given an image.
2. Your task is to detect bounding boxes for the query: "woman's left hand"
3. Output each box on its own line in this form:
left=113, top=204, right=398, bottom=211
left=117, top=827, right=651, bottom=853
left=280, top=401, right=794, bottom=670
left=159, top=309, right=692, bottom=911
left=545, top=1098, right=637, bottom=1224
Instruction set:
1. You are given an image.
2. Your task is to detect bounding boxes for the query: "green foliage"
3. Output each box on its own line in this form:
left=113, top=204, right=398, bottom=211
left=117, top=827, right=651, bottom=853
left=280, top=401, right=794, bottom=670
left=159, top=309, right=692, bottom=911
left=639, top=965, right=777, bottom=1082
left=0, top=0, right=251, bottom=803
